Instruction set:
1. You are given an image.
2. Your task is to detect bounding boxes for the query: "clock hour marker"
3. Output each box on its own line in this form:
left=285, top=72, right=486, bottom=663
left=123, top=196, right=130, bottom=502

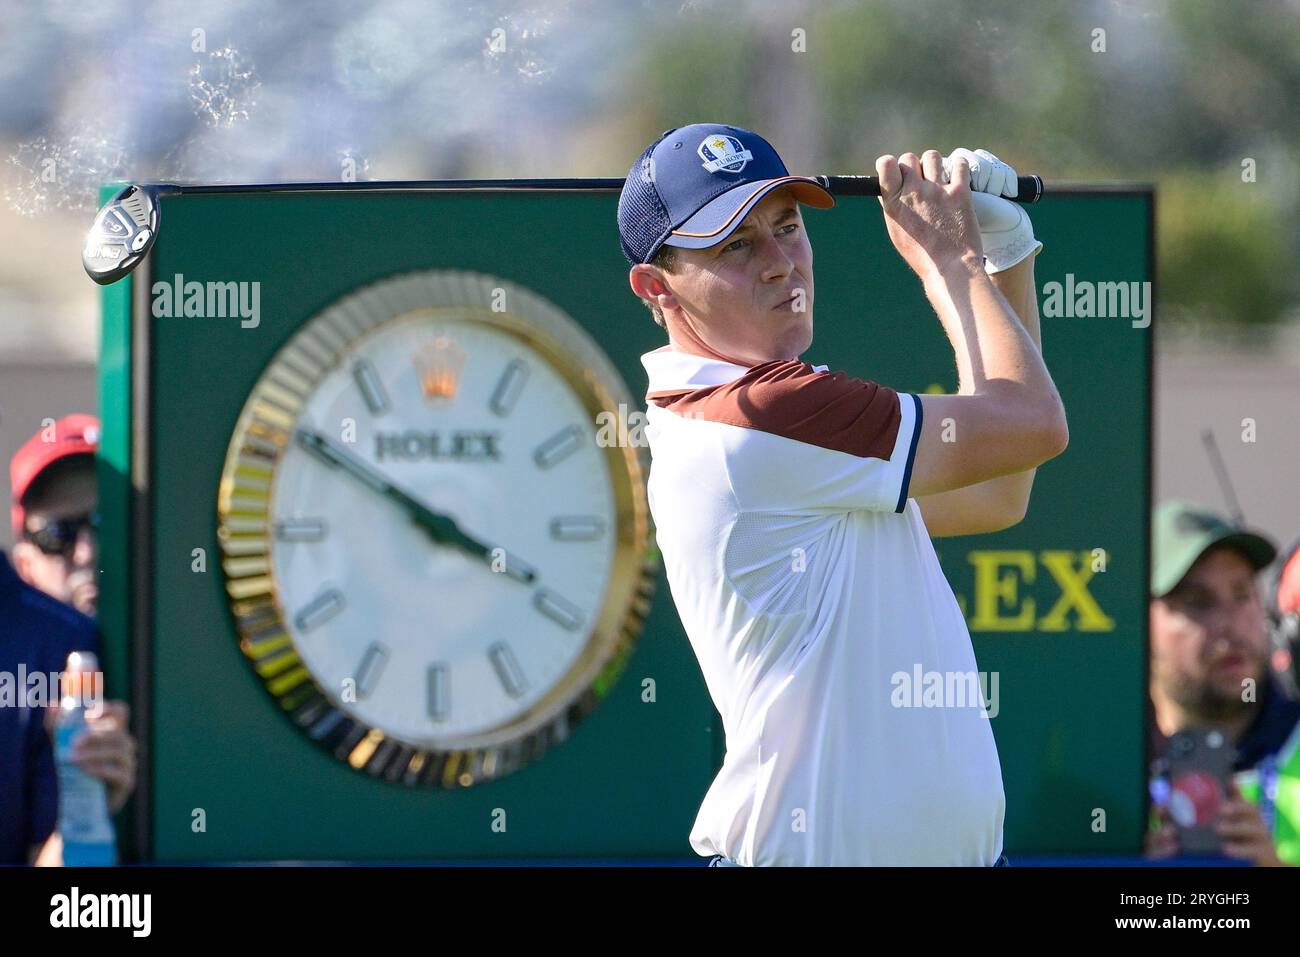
left=533, top=589, right=584, bottom=632
left=489, top=359, right=530, bottom=416
left=427, top=664, right=449, bottom=722
left=488, top=642, right=528, bottom=698
left=549, top=516, right=606, bottom=541
left=274, top=517, right=328, bottom=542
left=354, top=642, right=389, bottom=699
left=533, top=425, right=584, bottom=469
left=294, top=587, right=345, bottom=633
left=307, top=709, right=345, bottom=742
left=352, top=359, right=390, bottom=415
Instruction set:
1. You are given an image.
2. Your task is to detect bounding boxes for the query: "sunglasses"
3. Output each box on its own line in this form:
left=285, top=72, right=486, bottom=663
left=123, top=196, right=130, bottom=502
left=23, top=511, right=100, bottom=558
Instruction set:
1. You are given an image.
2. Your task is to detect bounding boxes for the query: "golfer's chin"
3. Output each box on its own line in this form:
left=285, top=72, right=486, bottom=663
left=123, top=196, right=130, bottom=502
left=722, top=314, right=813, bottom=365
left=773, top=313, right=813, bottom=361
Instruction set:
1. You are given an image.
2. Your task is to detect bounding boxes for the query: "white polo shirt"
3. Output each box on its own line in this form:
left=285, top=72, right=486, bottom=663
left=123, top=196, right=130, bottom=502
left=641, top=345, right=1005, bottom=866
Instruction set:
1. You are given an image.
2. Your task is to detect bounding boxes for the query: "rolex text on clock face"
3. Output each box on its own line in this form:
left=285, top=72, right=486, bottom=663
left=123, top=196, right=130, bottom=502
left=271, top=313, right=617, bottom=749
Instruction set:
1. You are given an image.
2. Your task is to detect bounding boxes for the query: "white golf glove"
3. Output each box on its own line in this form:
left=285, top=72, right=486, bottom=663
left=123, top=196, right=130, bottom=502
left=969, top=192, right=1043, bottom=274
left=944, top=147, right=1042, bottom=274
left=943, top=147, right=1018, bottom=198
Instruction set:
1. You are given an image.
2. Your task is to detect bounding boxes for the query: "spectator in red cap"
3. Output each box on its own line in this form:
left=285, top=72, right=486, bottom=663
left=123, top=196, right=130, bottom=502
left=2, top=414, right=136, bottom=865
left=9, top=413, right=101, bottom=617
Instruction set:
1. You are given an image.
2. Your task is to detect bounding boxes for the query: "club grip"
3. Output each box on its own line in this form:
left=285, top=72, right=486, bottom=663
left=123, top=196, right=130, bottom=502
left=815, top=174, right=1043, bottom=204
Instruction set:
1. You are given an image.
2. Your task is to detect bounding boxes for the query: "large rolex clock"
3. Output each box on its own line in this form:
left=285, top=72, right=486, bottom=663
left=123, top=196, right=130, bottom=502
left=216, top=270, right=654, bottom=788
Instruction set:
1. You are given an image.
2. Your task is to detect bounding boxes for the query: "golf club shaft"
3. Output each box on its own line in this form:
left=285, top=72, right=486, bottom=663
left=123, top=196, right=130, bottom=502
left=816, top=174, right=1044, bottom=204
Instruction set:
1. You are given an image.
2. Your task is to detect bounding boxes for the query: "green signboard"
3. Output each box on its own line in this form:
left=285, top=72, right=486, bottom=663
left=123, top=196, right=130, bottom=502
left=97, top=181, right=1151, bottom=862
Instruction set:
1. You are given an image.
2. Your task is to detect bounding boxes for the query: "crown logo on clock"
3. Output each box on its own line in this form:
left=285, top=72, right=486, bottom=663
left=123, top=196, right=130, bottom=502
left=415, top=336, right=468, bottom=403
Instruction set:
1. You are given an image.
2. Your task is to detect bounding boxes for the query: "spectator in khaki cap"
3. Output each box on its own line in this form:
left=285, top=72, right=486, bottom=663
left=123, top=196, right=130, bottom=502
left=1146, top=500, right=1299, bottom=866
left=2, top=414, right=136, bottom=864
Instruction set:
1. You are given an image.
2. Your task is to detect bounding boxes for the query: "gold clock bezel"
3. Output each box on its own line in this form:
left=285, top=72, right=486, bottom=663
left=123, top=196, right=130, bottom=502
left=215, top=269, right=656, bottom=788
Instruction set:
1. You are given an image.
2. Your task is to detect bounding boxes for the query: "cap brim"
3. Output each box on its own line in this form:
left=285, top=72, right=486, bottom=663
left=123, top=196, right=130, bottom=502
left=663, top=176, right=835, bottom=250
left=10, top=447, right=96, bottom=538
left=1212, top=531, right=1278, bottom=573
left=1154, top=529, right=1279, bottom=597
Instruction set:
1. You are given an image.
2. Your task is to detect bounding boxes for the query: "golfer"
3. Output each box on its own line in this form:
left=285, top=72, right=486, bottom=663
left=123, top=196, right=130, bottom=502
left=616, top=123, right=1066, bottom=865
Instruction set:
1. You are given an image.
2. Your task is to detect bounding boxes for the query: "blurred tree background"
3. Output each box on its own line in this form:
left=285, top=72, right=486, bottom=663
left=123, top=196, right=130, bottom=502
left=630, top=0, right=1300, bottom=338
left=1, top=0, right=1297, bottom=354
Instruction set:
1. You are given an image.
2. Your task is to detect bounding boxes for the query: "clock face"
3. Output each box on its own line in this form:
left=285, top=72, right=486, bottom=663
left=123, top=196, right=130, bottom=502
left=217, top=271, right=654, bottom=787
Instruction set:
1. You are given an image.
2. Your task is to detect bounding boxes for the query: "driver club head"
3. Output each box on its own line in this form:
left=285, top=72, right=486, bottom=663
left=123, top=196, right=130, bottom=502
left=83, top=184, right=165, bottom=285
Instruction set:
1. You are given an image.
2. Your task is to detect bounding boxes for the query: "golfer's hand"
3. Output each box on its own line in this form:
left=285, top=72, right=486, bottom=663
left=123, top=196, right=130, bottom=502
left=875, top=150, right=984, bottom=282
left=71, top=700, right=137, bottom=815
left=943, top=147, right=1019, bottom=197
left=1217, top=780, right=1285, bottom=866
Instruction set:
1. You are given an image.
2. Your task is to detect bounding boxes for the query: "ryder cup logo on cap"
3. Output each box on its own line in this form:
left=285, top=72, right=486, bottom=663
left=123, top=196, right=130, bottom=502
left=616, top=122, right=835, bottom=265
left=697, top=134, right=753, bottom=174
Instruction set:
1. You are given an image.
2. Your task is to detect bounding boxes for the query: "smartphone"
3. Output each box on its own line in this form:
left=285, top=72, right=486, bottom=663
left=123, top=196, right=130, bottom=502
left=1165, top=728, right=1238, bottom=855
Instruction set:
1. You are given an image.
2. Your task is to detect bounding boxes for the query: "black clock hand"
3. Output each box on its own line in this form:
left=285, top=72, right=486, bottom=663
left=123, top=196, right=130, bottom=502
left=293, top=429, right=537, bottom=584
left=406, top=499, right=537, bottom=585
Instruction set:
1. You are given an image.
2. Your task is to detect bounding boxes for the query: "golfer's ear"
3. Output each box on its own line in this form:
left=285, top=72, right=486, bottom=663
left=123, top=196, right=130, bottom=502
left=629, top=264, right=671, bottom=309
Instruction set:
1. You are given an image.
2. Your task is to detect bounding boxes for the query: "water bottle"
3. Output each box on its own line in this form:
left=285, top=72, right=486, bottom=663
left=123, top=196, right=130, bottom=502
left=53, top=651, right=117, bottom=866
